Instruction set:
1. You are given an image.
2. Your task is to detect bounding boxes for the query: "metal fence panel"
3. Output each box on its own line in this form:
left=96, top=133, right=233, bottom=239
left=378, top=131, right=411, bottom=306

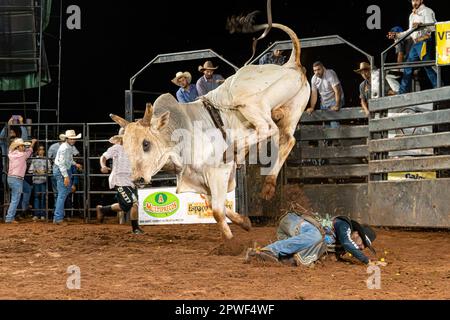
left=368, top=179, right=450, bottom=227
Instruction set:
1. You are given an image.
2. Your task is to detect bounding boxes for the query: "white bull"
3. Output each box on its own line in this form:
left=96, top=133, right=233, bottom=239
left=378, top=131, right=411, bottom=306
left=111, top=21, right=310, bottom=239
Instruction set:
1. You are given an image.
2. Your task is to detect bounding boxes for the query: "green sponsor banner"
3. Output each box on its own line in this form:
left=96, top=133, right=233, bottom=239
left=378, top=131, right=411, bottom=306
left=143, top=191, right=180, bottom=218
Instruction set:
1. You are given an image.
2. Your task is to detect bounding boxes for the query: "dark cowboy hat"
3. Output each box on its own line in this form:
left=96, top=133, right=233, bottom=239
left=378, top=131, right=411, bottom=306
left=336, top=216, right=377, bottom=255
left=351, top=220, right=377, bottom=255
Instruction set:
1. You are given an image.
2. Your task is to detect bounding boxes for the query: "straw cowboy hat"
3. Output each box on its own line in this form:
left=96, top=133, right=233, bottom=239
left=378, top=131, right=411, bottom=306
left=198, top=61, right=218, bottom=72
left=109, top=127, right=125, bottom=144
left=171, top=71, right=192, bottom=86
left=354, top=62, right=371, bottom=74
left=9, top=138, right=31, bottom=152
left=60, top=129, right=82, bottom=140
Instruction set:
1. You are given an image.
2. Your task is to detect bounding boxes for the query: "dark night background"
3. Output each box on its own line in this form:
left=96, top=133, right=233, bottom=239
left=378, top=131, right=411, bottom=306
left=3, top=0, right=450, bottom=123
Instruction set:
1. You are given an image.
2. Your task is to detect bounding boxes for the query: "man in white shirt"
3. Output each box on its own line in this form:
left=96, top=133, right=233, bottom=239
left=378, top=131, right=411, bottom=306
left=96, top=128, right=144, bottom=234
left=48, top=134, right=79, bottom=202
left=53, top=130, right=82, bottom=224
left=306, top=61, right=345, bottom=129
left=388, top=0, right=437, bottom=94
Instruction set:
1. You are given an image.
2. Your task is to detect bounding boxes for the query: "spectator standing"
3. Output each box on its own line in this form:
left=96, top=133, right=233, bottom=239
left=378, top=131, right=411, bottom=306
left=172, top=71, right=199, bottom=103
left=196, top=61, right=225, bottom=96
left=259, top=49, right=286, bottom=65
left=388, top=0, right=437, bottom=94
left=354, top=62, right=372, bottom=116
left=29, top=145, right=52, bottom=220
left=5, top=138, right=37, bottom=223
left=52, top=130, right=82, bottom=225
left=306, top=61, right=345, bottom=129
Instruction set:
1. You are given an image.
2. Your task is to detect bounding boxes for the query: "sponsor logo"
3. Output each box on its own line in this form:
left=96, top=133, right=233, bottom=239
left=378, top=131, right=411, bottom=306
left=187, top=200, right=233, bottom=217
left=143, top=192, right=179, bottom=218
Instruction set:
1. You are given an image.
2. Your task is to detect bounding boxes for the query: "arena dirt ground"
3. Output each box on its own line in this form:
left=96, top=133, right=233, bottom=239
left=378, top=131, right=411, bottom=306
left=0, top=218, right=449, bottom=300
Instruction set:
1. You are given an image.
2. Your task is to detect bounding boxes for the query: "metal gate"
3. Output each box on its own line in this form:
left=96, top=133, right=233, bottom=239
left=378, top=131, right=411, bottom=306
left=367, top=87, right=450, bottom=227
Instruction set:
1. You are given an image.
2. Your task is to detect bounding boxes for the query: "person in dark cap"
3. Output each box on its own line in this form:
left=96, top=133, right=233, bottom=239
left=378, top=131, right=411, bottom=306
left=246, top=210, right=378, bottom=266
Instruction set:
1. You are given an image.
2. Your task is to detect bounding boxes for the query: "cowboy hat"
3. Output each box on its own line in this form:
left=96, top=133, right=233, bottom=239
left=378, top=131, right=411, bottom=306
left=60, top=129, right=82, bottom=140
left=335, top=216, right=377, bottom=255
left=9, top=138, right=31, bottom=152
left=109, top=127, right=125, bottom=144
left=350, top=220, right=377, bottom=255
left=171, top=71, right=192, bottom=86
left=198, top=61, right=218, bottom=72
left=354, top=62, right=371, bottom=74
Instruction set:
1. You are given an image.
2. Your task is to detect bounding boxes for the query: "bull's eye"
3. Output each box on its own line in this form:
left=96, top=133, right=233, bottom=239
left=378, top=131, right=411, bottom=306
left=142, top=139, right=151, bottom=152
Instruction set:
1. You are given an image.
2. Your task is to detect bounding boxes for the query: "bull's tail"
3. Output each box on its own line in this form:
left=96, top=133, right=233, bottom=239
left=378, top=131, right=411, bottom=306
left=226, top=12, right=302, bottom=68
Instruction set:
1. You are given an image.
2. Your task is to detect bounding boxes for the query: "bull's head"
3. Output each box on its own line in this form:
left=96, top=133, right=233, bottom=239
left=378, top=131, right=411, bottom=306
left=110, top=103, right=170, bottom=183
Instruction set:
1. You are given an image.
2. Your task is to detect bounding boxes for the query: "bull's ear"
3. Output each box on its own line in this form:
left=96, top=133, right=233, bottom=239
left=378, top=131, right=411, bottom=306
left=154, top=111, right=170, bottom=131
left=110, top=114, right=129, bottom=128
left=141, top=103, right=153, bottom=127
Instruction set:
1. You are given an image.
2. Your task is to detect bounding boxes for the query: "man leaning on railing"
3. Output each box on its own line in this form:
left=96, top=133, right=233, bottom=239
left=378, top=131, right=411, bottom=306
left=387, top=0, right=437, bottom=94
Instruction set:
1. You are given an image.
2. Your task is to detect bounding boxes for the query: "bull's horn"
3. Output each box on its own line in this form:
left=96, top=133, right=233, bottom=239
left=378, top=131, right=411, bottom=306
left=141, top=103, right=153, bottom=127
left=110, top=114, right=129, bottom=128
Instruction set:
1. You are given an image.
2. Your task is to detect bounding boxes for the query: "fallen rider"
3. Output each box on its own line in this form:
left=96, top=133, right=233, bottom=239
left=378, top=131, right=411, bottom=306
left=246, top=211, right=381, bottom=266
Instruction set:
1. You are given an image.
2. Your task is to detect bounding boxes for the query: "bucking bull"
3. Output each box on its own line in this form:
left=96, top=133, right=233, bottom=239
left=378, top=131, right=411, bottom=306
left=110, top=11, right=311, bottom=240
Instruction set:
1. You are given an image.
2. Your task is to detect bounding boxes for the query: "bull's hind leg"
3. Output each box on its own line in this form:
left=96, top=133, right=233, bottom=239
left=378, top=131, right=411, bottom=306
left=261, top=107, right=297, bottom=200
left=238, top=105, right=279, bottom=148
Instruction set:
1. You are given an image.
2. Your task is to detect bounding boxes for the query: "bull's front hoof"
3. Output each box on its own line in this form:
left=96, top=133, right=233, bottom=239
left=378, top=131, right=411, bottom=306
left=221, top=229, right=234, bottom=241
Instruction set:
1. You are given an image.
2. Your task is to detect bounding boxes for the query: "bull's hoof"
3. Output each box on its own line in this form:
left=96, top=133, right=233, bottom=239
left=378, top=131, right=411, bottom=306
left=240, top=216, right=252, bottom=232
left=260, top=176, right=277, bottom=200
left=260, top=182, right=276, bottom=200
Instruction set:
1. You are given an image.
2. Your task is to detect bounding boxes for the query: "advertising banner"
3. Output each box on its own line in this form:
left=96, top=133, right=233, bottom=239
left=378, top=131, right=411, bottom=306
left=436, top=21, right=450, bottom=66
left=138, top=187, right=234, bottom=225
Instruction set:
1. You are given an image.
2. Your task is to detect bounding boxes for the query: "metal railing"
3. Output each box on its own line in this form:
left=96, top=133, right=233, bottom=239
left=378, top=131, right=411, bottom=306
left=249, top=35, right=374, bottom=67
left=1, top=122, right=86, bottom=221
left=126, top=49, right=239, bottom=121
left=380, top=23, right=442, bottom=97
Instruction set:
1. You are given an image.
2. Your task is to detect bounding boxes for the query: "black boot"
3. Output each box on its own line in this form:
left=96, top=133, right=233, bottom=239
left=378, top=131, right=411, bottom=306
left=131, top=220, right=144, bottom=234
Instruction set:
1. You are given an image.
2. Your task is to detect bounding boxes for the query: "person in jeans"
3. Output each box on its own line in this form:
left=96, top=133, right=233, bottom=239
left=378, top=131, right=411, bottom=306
left=96, top=128, right=144, bottom=234
left=47, top=133, right=80, bottom=203
left=52, top=130, right=82, bottom=225
left=1, top=116, right=29, bottom=188
left=64, top=163, right=82, bottom=218
left=246, top=211, right=379, bottom=267
left=5, top=138, right=37, bottom=223
left=29, top=145, right=51, bottom=220
left=388, top=0, right=437, bottom=94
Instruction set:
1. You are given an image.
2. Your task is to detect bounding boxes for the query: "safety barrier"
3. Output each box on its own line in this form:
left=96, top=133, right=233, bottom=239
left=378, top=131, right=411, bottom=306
left=367, top=87, right=450, bottom=227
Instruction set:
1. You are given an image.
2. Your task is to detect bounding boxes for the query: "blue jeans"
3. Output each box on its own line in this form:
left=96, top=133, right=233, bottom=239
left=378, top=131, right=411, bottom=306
left=265, top=220, right=323, bottom=258
left=20, top=180, right=32, bottom=211
left=399, top=40, right=437, bottom=94
left=50, top=175, right=58, bottom=202
left=33, top=183, right=46, bottom=217
left=6, top=177, right=23, bottom=222
left=53, top=167, right=72, bottom=223
left=320, top=98, right=343, bottom=129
